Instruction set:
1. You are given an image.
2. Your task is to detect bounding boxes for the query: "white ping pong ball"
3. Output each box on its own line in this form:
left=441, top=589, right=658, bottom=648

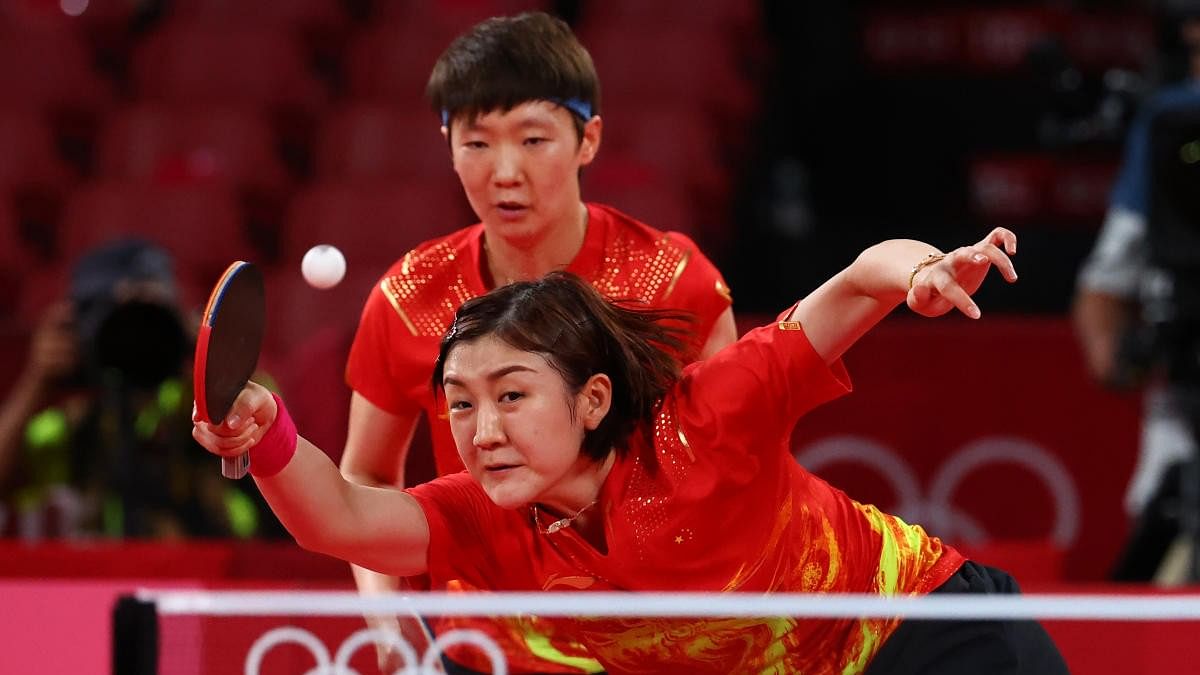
left=301, top=245, right=346, bottom=289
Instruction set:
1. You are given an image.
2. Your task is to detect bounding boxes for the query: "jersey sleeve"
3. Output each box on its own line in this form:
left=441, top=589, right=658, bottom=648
left=405, top=472, right=495, bottom=586
left=345, top=277, right=421, bottom=416
left=662, top=232, right=732, bottom=350
left=672, top=309, right=852, bottom=457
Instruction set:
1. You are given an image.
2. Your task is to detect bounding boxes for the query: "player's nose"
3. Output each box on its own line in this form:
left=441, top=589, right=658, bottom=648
left=492, top=146, right=523, bottom=186
left=473, top=405, right=505, bottom=449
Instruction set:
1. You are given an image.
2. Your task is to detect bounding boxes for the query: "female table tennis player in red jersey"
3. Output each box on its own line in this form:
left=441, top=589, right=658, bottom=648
left=194, top=229, right=1067, bottom=674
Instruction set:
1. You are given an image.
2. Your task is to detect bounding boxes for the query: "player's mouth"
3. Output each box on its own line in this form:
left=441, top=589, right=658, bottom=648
left=484, top=463, right=522, bottom=474
left=495, top=201, right=528, bottom=220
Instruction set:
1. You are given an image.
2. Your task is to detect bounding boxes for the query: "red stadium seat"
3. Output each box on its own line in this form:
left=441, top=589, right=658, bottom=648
left=263, top=265, right=374, bottom=366
left=0, top=111, right=76, bottom=259
left=577, top=0, right=761, bottom=38
left=58, top=182, right=254, bottom=307
left=96, top=104, right=289, bottom=193
left=132, top=25, right=326, bottom=113
left=0, top=110, right=75, bottom=195
left=371, top=0, right=546, bottom=35
left=580, top=26, right=756, bottom=127
left=274, top=319, right=436, bottom=487
left=15, top=261, right=69, bottom=327
left=600, top=107, right=736, bottom=251
left=273, top=322, right=356, bottom=457
left=280, top=180, right=471, bottom=269
left=6, top=0, right=145, bottom=66
left=0, top=199, right=31, bottom=320
left=0, top=23, right=112, bottom=116
left=344, top=23, right=449, bottom=106
left=584, top=151, right=702, bottom=239
left=601, top=104, right=730, bottom=198
left=0, top=0, right=140, bottom=30
left=346, top=2, right=566, bottom=105
left=313, top=104, right=451, bottom=181
left=166, top=0, right=348, bottom=31
left=0, top=197, right=35, bottom=267
left=0, top=198, right=18, bottom=258
left=0, top=322, right=30, bottom=397
left=585, top=183, right=697, bottom=243
left=164, top=0, right=353, bottom=60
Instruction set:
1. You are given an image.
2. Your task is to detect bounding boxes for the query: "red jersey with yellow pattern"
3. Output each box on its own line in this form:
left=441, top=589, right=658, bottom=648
left=346, top=202, right=732, bottom=478
left=407, top=317, right=965, bottom=675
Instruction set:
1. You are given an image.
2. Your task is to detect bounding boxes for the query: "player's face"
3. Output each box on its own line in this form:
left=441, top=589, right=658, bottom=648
left=446, top=101, right=601, bottom=244
left=442, top=336, right=604, bottom=510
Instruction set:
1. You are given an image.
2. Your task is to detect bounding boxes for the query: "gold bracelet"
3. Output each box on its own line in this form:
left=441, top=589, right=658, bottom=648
left=908, top=252, right=946, bottom=289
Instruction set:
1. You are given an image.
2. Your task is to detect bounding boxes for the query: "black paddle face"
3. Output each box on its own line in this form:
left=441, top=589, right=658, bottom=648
left=195, top=261, right=264, bottom=479
left=200, top=262, right=265, bottom=424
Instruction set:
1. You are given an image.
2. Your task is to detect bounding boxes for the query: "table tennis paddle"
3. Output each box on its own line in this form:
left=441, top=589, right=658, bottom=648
left=194, top=261, right=265, bottom=479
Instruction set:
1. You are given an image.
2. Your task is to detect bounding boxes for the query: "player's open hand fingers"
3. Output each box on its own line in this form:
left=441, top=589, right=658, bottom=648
left=979, top=226, right=1017, bottom=255
left=934, top=269, right=982, bottom=319
left=969, top=242, right=1018, bottom=283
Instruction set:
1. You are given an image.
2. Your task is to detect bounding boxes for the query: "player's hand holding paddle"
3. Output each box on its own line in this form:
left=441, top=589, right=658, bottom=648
left=192, top=381, right=276, bottom=463
left=907, top=227, right=1018, bottom=319
left=194, top=261, right=268, bottom=478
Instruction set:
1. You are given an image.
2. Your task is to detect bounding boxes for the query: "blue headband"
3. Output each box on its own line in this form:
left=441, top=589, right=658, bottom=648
left=440, top=98, right=593, bottom=127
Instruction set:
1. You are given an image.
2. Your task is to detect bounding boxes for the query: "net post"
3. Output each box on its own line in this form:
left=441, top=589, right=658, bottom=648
left=112, top=594, right=159, bottom=675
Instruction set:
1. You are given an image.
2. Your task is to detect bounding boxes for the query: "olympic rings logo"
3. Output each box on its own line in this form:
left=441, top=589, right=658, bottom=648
left=795, top=435, right=1081, bottom=546
left=245, top=627, right=507, bottom=675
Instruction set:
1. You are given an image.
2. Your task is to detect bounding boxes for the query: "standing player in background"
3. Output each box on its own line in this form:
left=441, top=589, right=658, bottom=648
left=339, top=12, right=737, bottom=673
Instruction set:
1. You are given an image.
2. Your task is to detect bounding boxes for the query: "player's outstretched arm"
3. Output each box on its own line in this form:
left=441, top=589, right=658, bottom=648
left=339, top=396, right=429, bottom=671
left=339, top=396, right=420, bottom=605
left=790, top=227, right=1018, bottom=364
left=192, top=382, right=430, bottom=577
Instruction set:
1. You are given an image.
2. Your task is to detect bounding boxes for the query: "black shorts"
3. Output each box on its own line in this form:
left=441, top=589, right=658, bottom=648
left=865, top=560, right=1070, bottom=675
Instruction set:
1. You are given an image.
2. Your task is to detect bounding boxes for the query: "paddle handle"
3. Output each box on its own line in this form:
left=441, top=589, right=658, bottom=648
left=222, top=455, right=250, bottom=479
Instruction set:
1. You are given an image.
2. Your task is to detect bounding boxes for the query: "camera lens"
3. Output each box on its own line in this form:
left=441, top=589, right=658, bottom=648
left=93, top=300, right=187, bottom=388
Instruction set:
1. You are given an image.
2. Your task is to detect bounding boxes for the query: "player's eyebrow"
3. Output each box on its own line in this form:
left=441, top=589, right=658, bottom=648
left=462, top=113, right=555, bottom=133
left=443, top=364, right=537, bottom=388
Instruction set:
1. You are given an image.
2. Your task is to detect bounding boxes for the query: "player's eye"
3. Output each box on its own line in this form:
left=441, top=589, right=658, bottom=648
left=500, top=391, right=524, bottom=403
left=463, top=140, right=487, bottom=150
left=448, top=400, right=472, bottom=411
left=523, top=137, right=547, bottom=146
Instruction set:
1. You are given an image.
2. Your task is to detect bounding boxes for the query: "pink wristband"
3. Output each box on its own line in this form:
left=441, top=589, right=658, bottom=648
left=248, top=393, right=298, bottom=478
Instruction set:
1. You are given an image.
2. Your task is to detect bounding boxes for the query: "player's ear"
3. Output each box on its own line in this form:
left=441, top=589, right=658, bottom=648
left=578, top=372, right=611, bottom=430
left=579, top=116, right=601, bottom=167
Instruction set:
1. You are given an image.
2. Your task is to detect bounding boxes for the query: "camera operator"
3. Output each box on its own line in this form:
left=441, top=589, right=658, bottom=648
left=0, top=239, right=273, bottom=540
left=1073, top=6, right=1200, bottom=582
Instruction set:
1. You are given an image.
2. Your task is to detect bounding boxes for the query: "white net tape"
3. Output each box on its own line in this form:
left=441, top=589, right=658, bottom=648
left=141, top=589, right=1200, bottom=620
left=138, top=590, right=1200, bottom=675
